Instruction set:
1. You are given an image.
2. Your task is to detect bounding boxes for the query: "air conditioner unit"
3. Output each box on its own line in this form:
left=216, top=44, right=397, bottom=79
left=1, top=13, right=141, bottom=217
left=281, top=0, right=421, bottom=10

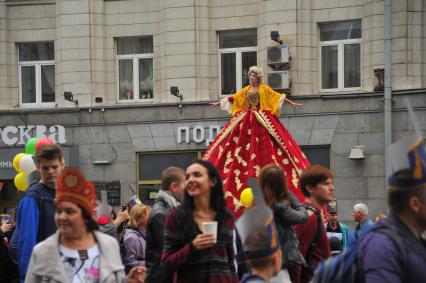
left=267, top=44, right=291, bottom=65
left=267, top=71, right=291, bottom=89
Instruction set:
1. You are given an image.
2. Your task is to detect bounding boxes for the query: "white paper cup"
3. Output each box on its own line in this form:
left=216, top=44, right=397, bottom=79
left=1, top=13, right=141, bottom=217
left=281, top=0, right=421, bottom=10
left=201, top=221, right=218, bottom=243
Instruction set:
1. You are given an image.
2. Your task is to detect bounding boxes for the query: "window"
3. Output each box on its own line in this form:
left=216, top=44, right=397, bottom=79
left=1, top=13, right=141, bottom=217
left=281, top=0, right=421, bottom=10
left=116, top=37, right=153, bottom=101
left=300, top=145, right=330, bottom=169
left=320, top=20, right=361, bottom=91
left=219, top=29, right=257, bottom=95
left=137, top=151, right=203, bottom=205
left=18, top=42, right=55, bottom=106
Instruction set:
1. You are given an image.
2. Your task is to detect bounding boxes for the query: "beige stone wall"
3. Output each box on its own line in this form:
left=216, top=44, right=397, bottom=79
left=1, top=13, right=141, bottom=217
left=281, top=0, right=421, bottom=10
left=1, top=1, right=56, bottom=108
left=0, top=0, right=424, bottom=109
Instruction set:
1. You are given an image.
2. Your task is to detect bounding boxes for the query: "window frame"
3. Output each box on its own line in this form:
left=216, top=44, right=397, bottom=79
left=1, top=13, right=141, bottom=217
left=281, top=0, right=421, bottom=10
left=137, top=150, right=203, bottom=205
left=116, top=42, right=154, bottom=103
left=319, top=34, right=362, bottom=92
left=18, top=58, right=55, bottom=108
left=218, top=46, right=257, bottom=97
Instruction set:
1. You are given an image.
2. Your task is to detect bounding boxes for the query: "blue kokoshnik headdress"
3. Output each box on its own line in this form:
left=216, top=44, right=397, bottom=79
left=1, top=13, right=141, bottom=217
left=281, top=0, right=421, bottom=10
left=127, top=195, right=142, bottom=210
left=236, top=178, right=281, bottom=262
left=388, top=98, right=426, bottom=187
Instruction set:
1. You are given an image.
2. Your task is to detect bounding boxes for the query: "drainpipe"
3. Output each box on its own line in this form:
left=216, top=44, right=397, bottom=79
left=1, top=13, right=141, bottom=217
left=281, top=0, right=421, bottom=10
left=384, top=0, right=392, bottom=188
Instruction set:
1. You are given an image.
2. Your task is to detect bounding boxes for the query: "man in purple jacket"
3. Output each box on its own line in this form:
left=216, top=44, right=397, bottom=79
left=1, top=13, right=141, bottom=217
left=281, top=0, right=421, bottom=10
left=357, top=131, right=426, bottom=282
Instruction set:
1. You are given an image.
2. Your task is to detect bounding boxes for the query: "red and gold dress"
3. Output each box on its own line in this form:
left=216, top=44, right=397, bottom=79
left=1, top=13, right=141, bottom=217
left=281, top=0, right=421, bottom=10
left=203, top=84, right=310, bottom=216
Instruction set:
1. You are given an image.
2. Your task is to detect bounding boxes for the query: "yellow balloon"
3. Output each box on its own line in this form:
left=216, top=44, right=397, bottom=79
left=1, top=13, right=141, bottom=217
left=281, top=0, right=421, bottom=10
left=240, top=187, right=254, bottom=208
left=14, top=172, right=28, bottom=192
left=13, top=153, right=26, bottom=172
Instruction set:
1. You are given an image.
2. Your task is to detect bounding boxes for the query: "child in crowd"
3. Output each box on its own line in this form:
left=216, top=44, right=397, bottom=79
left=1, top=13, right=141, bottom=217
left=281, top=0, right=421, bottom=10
left=237, top=178, right=284, bottom=283
left=240, top=231, right=282, bottom=283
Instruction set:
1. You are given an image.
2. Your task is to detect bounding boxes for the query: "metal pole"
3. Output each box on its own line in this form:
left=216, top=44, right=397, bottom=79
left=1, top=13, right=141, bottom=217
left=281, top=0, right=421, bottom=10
left=384, top=0, right=392, bottom=187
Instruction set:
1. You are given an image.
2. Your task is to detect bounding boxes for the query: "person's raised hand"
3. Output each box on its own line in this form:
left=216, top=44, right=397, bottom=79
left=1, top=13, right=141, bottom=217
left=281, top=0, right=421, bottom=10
left=192, top=233, right=216, bottom=250
left=114, top=210, right=130, bottom=227
left=210, top=101, right=220, bottom=106
left=291, top=102, right=303, bottom=109
left=127, top=266, right=147, bottom=283
left=0, top=223, right=13, bottom=233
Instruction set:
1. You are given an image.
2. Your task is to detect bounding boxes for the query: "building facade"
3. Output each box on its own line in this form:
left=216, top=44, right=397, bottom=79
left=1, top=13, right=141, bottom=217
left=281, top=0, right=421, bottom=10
left=0, top=0, right=425, bottom=223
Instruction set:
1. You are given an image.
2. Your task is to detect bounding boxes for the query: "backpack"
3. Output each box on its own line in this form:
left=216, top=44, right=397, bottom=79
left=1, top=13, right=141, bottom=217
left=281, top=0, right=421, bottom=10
left=311, top=224, right=406, bottom=283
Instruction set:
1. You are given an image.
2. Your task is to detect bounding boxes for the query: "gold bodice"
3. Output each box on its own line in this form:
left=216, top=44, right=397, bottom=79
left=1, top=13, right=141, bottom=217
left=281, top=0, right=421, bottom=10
left=246, top=91, right=260, bottom=108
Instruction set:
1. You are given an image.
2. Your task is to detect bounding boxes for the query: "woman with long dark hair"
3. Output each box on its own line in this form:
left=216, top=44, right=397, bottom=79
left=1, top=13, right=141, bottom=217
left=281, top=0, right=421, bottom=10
left=161, top=160, right=238, bottom=283
left=259, top=164, right=308, bottom=282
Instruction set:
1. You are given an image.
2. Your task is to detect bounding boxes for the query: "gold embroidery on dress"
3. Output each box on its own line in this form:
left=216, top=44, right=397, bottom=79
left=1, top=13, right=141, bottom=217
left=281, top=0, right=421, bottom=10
left=254, top=165, right=260, bottom=177
left=233, top=136, right=239, bottom=143
left=251, top=154, right=256, bottom=161
left=246, top=91, right=260, bottom=109
left=277, top=149, right=282, bottom=156
left=225, top=191, right=242, bottom=211
left=246, top=143, right=250, bottom=151
left=235, top=177, right=243, bottom=191
left=248, top=129, right=251, bottom=135
left=203, top=111, right=246, bottom=160
left=234, top=169, right=241, bottom=177
left=218, top=146, right=224, bottom=159
left=282, top=158, right=289, bottom=165
left=234, top=147, right=247, bottom=167
left=292, top=168, right=299, bottom=187
left=223, top=151, right=232, bottom=174
left=254, top=110, right=303, bottom=176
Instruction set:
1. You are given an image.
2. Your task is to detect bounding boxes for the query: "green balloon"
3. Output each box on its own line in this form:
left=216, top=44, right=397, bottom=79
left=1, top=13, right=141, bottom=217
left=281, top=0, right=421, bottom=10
left=25, top=138, right=39, bottom=155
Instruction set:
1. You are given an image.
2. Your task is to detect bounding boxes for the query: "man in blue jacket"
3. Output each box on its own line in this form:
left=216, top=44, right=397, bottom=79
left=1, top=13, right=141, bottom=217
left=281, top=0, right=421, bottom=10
left=352, top=203, right=374, bottom=240
left=15, top=144, right=64, bottom=282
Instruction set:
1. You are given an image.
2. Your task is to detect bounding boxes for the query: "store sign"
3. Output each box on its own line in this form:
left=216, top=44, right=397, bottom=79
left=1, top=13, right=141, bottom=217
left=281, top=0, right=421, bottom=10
left=0, top=147, right=78, bottom=179
left=177, top=125, right=222, bottom=146
left=0, top=161, right=13, bottom=169
left=0, top=125, right=66, bottom=145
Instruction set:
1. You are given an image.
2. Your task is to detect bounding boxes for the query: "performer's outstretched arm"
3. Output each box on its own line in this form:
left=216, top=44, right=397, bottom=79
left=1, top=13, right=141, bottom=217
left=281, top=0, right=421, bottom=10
left=284, top=97, right=303, bottom=109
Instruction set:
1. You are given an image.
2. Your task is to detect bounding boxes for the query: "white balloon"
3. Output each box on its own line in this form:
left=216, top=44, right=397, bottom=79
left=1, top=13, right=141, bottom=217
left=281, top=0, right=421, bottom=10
left=19, top=154, right=36, bottom=174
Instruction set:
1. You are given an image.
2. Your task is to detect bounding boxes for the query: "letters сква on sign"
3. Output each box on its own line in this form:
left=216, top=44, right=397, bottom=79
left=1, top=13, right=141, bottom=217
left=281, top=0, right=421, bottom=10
left=0, top=125, right=66, bottom=146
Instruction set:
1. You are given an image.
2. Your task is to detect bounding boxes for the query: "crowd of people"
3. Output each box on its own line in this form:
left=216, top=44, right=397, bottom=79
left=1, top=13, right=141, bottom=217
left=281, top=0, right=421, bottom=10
left=1, top=65, right=425, bottom=282
left=1, top=142, right=424, bottom=283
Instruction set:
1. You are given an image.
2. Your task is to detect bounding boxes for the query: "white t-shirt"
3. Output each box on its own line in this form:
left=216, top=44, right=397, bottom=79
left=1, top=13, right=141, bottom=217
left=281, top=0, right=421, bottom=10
left=59, top=244, right=100, bottom=283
